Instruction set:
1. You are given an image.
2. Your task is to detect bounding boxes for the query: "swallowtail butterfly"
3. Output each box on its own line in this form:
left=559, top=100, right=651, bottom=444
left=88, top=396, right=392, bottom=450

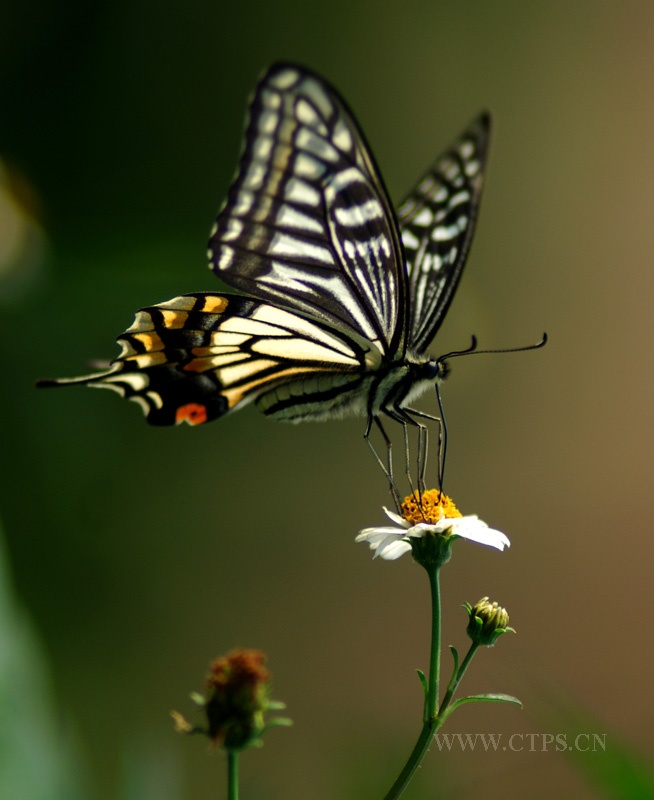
left=39, top=64, right=491, bottom=490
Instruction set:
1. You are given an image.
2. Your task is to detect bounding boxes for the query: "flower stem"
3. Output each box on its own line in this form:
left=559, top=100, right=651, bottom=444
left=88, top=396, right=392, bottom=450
left=382, top=566, right=442, bottom=800
left=227, top=750, right=239, bottom=800
left=382, top=720, right=436, bottom=800
left=426, top=566, right=441, bottom=720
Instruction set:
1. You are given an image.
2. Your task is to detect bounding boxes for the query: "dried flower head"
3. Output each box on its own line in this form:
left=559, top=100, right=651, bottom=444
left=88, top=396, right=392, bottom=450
left=172, top=649, right=290, bottom=751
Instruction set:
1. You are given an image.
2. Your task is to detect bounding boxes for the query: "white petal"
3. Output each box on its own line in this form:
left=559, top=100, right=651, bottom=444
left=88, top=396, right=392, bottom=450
left=382, top=507, right=411, bottom=528
left=448, top=517, right=510, bottom=551
left=375, top=539, right=412, bottom=560
left=404, top=522, right=437, bottom=538
left=355, top=526, right=403, bottom=544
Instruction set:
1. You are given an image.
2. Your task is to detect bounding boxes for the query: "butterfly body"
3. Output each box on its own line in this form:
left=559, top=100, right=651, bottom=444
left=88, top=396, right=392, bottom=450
left=39, top=63, right=491, bottom=450
left=256, top=351, right=442, bottom=424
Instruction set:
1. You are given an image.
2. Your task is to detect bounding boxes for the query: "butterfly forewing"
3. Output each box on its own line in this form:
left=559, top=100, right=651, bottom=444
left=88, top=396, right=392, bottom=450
left=208, top=64, right=407, bottom=358
left=398, top=113, right=491, bottom=354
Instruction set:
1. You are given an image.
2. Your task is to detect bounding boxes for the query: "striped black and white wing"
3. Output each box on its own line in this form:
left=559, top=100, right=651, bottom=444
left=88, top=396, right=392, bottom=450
left=208, top=63, right=407, bottom=359
left=398, top=113, right=491, bottom=355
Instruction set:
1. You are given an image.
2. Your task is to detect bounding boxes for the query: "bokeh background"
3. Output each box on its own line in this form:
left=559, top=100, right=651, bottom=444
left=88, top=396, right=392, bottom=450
left=2, top=2, right=653, bottom=798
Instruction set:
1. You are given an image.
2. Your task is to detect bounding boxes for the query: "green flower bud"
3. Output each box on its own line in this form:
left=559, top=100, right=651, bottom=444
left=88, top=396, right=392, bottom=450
left=465, top=597, right=514, bottom=647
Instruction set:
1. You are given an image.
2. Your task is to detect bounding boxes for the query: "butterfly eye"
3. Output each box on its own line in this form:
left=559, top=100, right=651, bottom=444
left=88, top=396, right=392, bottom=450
left=421, top=361, right=444, bottom=382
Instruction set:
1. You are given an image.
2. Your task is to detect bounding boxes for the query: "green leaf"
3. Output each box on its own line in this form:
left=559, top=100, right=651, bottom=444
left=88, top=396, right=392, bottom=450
left=416, top=669, right=428, bottom=698
left=440, top=693, right=523, bottom=723
left=264, top=717, right=293, bottom=730
left=460, top=692, right=523, bottom=706
left=448, top=645, right=460, bottom=674
left=442, top=646, right=461, bottom=699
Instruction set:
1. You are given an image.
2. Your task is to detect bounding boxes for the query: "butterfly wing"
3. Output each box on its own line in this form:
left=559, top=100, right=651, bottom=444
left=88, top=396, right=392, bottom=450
left=37, top=293, right=382, bottom=426
left=208, top=63, right=408, bottom=359
left=398, top=113, right=491, bottom=355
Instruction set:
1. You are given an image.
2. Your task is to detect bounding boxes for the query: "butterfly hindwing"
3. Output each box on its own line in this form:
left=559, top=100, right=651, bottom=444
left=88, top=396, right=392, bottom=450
left=398, top=113, right=491, bottom=354
left=208, top=63, right=407, bottom=357
left=39, top=293, right=383, bottom=426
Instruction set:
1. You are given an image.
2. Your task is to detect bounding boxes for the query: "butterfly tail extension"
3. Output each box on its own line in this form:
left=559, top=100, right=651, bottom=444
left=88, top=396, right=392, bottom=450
left=37, top=367, right=121, bottom=389
left=36, top=293, right=252, bottom=426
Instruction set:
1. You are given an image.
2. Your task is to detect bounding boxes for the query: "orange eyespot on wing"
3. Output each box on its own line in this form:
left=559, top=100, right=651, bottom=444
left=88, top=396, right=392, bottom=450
left=175, top=403, right=208, bottom=425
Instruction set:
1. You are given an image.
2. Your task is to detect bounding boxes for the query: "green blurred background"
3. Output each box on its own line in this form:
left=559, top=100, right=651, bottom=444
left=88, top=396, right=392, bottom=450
left=2, top=2, right=653, bottom=798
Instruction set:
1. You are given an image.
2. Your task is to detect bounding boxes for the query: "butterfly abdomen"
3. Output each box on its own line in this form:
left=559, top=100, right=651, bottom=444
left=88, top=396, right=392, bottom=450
left=256, top=356, right=441, bottom=424
left=255, top=371, right=374, bottom=422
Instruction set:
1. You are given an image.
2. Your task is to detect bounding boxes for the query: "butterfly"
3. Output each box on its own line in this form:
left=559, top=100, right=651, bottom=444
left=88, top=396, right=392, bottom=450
left=39, top=63, right=491, bottom=497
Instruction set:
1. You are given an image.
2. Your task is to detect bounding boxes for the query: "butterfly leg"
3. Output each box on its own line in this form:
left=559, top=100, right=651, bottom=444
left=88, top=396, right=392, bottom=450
left=381, top=405, right=425, bottom=505
left=416, top=422, right=428, bottom=496
left=401, top=420, right=423, bottom=501
left=403, top=406, right=447, bottom=495
left=364, top=416, right=402, bottom=512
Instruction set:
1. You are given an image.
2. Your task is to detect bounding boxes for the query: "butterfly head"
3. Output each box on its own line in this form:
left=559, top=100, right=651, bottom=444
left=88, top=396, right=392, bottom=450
left=387, top=355, right=448, bottom=414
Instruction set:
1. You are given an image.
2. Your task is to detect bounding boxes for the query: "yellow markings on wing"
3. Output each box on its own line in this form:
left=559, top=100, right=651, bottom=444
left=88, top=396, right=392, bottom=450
left=159, top=309, right=188, bottom=329
left=199, top=295, right=229, bottom=313
left=122, top=352, right=168, bottom=369
left=183, top=351, right=249, bottom=373
left=184, top=330, right=364, bottom=376
left=130, top=331, right=165, bottom=352
left=250, top=336, right=357, bottom=364
left=153, top=294, right=229, bottom=314
left=184, top=350, right=247, bottom=372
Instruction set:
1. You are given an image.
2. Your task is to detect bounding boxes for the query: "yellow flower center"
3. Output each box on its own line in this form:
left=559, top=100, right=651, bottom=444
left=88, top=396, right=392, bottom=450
left=401, top=489, right=462, bottom=525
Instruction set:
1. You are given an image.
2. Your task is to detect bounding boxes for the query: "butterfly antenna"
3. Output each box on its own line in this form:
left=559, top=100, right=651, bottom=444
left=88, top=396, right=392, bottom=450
left=437, top=334, right=480, bottom=367
left=438, top=332, right=548, bottom=370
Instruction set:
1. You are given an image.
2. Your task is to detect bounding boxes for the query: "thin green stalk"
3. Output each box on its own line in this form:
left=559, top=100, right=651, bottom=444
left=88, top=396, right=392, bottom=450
left=382, top=720, right=435, bottom=800
left=383, top=566, right=442, bottom=800
left=227, top=750, right=239, bottom=800
left=439, top=642, right=479, bottom=717
left=425, top=566, right=441, bottom=721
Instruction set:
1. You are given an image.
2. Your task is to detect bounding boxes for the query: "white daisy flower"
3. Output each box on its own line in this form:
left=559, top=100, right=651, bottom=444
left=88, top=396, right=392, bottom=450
left=356, top=490, right=510, bottom=561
